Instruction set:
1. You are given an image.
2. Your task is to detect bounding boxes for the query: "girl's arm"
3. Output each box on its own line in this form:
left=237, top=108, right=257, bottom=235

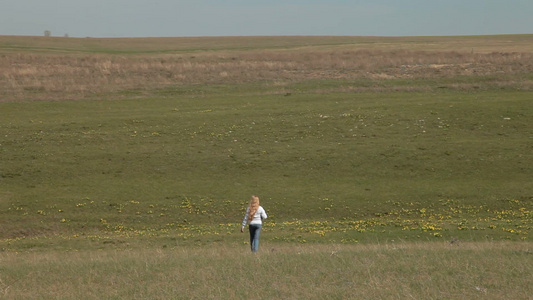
left=241, top=208, right=249, bottom=228
left=260, top=207, right=267, bottom=220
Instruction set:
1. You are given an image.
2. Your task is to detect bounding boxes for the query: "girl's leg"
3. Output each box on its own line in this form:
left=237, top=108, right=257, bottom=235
left=248, top=224, right=262, bottom=252
left=248, top=225, right=254, bottom=251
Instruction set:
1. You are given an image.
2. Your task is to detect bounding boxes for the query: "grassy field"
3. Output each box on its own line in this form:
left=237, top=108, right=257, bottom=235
left=0, top=35, right=532, bottom=298
left=1, top=242, right=531, bottom=299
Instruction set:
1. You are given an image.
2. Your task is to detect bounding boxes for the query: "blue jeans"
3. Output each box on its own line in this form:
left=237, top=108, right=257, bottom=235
left=248, top=224, right=262, bottom=252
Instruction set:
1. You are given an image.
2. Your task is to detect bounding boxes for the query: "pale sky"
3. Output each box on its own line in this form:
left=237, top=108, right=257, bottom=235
left=1, top=0, right=532, bottom=38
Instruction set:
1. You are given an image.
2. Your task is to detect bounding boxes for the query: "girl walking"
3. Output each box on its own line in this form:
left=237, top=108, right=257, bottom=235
left=241, top=195, right=267, bottom=252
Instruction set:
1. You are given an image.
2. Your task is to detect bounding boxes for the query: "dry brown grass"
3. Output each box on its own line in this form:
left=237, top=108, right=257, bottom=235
left=1, top=35, right=533, bottom=101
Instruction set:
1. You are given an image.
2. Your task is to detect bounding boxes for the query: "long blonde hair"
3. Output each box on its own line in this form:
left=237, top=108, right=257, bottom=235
left=247, top=196, right=260, bottom=222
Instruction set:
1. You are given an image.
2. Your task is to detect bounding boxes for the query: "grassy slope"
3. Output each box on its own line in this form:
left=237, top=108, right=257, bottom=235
left=1, top=89, right=531, bottom=247
left=2, top=35, right=532, bottom=102
left=0, top=35, right=531, bottom=250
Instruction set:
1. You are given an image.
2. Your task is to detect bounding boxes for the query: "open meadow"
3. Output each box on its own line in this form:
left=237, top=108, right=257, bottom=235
left=1, top=35, right=532, bottom=299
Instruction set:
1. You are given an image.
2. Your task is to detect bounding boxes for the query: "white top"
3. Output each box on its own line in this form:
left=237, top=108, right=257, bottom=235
left=241, top=206, right=267, bottom=227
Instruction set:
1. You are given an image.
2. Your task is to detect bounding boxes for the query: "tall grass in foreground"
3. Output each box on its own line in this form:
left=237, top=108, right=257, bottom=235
left=1, top=242, right=530, bottom=299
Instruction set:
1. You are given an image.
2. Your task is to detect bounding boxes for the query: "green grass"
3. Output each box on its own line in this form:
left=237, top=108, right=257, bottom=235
left=1, top=87, right=531, bottom=249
